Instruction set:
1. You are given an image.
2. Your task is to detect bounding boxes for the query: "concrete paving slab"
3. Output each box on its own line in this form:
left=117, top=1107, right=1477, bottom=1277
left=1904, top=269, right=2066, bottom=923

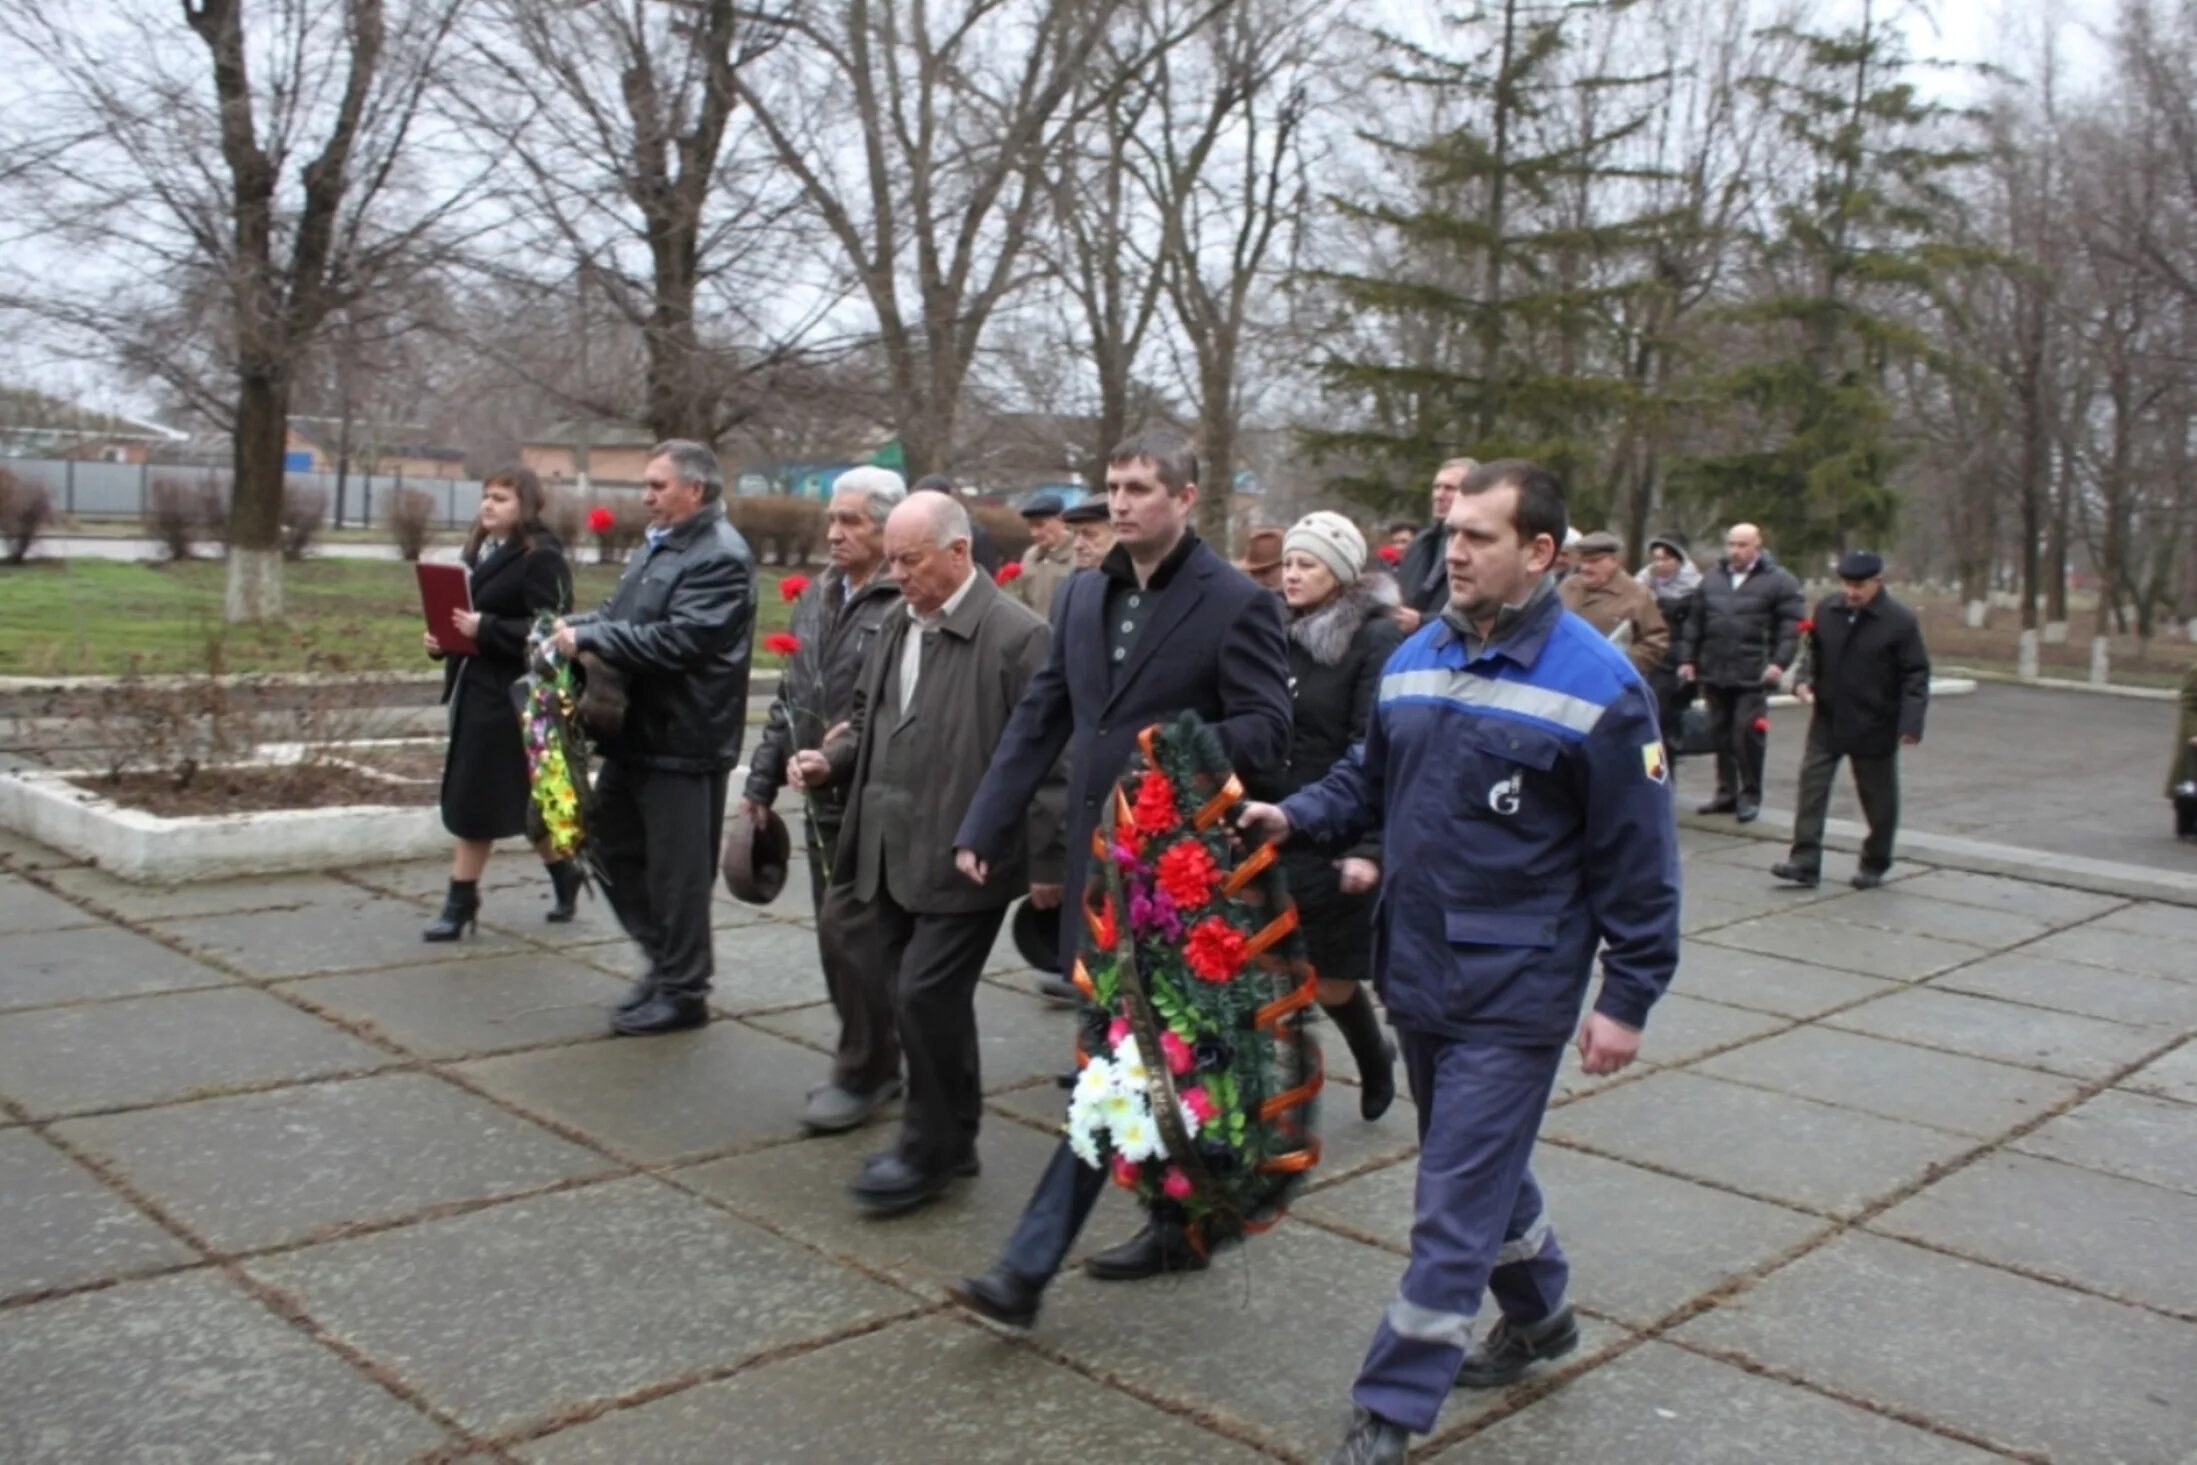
left=698, top=919, right=831, bottom=1015
left=53, top=1072, right=611, bottom=1253
left=1800, top=888, right=2063, bottom=949
left=520, top=1314, right=1268, bottom=1464
left=454, top=1021, right=823, bottom=1164
left=1934, top=950, right=2197, bottom=1030
left=1295, top=1145, right=1828, bottom=1329
left=281, top=954, right=632, bottom=1058
left=345, top=854, right=572, bottom=901
left=1034, top=1219, right=1631, bottom=1454
left=0, top=1269, right=452, bottom=1463
left=1827, top=987, right=2177, bottom=1080
left=0, top=1129, right=197, bottom=1299
left=2120, top=1043, right=2197, bottom=1105
left=0, top=924, right=234, bottom=1011
left=1871, top=1150, right=2197, bottom=1315
left=749, top=981, right=1077, bottom=1096
left=1680, top=892, right=1781, bottom=934
left=2015, top=1089, right=2197, bottom=1195
left=1545, top=1071, right=1973, bottom=1218
left=246, top=1177, right=914, bottom=1437
left=0, top=873, right=98, bottom=933
left=1667, top=941, right=1900, bottom=1019
left=1675, top=1231, right=2197, bottom=1465
left=1694, top=1026, right=2080, bottom=1138
left=0, top=986, right=391, bottom=1118
left=679, top=1119, right=1072, bottom=1292
left=2092, top=901, right=2197, bottom=944
left=154, top=898, right=524, bottom=978
left=41, top=863, right=366, bottom=921
left=1696, top=911, right=1979, bottom=982
left=1894, top=867, right=2126, bottom=924
left=1633, top=993, right=1789, bottom=1067
left=2022, top=924, right=2193, bottom=985
left=0, top=828, right=83, bottom=869
left=1429, top=1339, right=2005, bottom=1465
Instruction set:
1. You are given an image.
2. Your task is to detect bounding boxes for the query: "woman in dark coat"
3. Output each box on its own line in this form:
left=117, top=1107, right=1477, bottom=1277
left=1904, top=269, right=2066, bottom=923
left=1638, top=532, right=1701, bottom=743
left=421, top=467, right=576, bottom=939
left=1273, top=511, right=1403, bottom=1119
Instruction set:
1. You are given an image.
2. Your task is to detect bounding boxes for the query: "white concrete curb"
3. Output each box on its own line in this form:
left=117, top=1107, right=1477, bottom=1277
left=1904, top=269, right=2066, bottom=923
left=1943, top=666, right=2179, bottom=702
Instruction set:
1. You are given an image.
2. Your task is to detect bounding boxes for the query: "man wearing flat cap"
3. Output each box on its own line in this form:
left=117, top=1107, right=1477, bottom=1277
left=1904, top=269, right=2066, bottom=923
left=1239, top=525, right=1286, bottom=590
left=1772, top=550, right=1930, bottom=891
left=1558, top=531, right=1667, bottom=680
left=1011, top=492, right=1075, bottom=622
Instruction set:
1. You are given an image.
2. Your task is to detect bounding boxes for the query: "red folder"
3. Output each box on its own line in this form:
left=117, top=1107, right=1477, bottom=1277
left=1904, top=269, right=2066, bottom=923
left=416, top=562, right=478, bottom=656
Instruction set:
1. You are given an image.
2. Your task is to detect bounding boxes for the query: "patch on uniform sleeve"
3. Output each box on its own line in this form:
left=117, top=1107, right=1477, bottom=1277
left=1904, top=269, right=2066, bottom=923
left=1642, top=741, right=1668, bottom=784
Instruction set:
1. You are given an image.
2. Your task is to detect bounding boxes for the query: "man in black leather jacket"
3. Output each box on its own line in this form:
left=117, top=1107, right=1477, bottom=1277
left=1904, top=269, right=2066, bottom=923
left=553, top=440, right=756, bottom=1035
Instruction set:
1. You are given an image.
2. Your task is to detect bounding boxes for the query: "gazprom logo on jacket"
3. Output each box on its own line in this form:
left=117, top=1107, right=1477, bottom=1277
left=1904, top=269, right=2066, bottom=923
left=1487, top=774, right=1523, bottom=816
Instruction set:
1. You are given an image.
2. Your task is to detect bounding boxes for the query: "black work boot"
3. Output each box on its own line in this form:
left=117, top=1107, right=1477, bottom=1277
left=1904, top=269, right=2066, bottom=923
left=1326, top=1408, right=1409, bottom=1465
left=1456, top=1304, right=1580, bottom=1388
left=544, top=859, right=584, bottom=923
left=422, top=880, right=480, bottom=942
left=948, top=1266, right=1043, bottom=1329
left=1082, top=1221, right=1208, bottom=1281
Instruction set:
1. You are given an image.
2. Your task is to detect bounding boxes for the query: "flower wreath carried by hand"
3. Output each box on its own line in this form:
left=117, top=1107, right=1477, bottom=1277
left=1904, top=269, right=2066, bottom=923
left=1065, top=711, right=1322, bottom=1254
left=516, top=614, right=604, bottom=890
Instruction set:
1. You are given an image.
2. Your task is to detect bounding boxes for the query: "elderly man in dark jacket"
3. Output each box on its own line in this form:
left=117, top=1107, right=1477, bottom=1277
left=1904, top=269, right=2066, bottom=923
left=788, top=493, right=1062, bottom=1214
left=1772, top=551, right=1929, bottom=890
left=552, top=440, right=755, bottom=1036
left=1677, top=522, right=1805, bottom=821
left=743, top=466, right=907, bottom=1131
left=946, top=429, right=1291, bottom=1326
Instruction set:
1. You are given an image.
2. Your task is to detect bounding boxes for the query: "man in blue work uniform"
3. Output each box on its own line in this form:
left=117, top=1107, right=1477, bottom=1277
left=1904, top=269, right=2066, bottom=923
left=1238, top=459, right=1681, bottom=1464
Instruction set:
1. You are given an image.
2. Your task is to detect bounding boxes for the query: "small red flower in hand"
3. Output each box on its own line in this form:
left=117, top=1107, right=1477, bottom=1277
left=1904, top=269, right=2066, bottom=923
left=1797, top=618, right=1816, bottom=635
left=1184, top=916, right=1247, bottom=982
left=779, top=574, right=811, bottom=603
left=996, top=561, right=1025, bottom=585
left=1752, top=715, right=1771, bottom=735
left=1377, top=543, right=1403, bottom=566
left=587, top=506, right=614, bottom=535
left=763, top=632, right=801, bottom=657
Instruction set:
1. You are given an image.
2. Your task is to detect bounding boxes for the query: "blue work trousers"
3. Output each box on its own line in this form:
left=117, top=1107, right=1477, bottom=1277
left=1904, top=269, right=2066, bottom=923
left=1351, top=1030, right=1570, bottom=1433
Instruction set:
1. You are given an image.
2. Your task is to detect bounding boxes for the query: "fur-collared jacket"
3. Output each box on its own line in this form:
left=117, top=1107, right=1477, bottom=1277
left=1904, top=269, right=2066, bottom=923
left=1274, top=580, right=1405, bottom=863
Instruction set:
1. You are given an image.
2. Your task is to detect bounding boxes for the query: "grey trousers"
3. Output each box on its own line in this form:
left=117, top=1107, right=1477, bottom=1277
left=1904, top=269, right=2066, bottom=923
left=1787, top=726, right=1900, bottom=874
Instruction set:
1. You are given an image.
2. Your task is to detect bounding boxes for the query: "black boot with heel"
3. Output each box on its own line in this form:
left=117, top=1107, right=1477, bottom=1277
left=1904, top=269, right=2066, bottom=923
left=544, top=860, right=583, bottom=924
left=1325, top=987, right=1398, bottom=1121
left=422, top=880, right=480, bottom=942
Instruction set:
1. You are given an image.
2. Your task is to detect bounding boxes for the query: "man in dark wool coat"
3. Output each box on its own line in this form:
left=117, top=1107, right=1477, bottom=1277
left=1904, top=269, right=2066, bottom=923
left=946, top=428, right=1292, bottom=1323
left=1772, top=549, right=1930, bottom=890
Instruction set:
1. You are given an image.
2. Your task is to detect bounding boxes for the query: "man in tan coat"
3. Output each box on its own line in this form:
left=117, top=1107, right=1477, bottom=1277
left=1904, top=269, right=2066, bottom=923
left=1010, top=492, right=1075, bottom=621
left=1559, top=531, right=1668, bottom=679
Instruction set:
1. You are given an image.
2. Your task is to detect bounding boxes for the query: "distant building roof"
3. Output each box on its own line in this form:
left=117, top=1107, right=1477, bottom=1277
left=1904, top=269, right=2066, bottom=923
left=288, top=416, right=465, bottom=464
left=0, top=386, right=185, bottom=449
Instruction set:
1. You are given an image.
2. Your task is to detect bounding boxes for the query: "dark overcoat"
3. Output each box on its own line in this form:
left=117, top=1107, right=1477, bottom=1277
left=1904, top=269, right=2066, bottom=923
left=438, top=533, right=572, bottom=840
left=1797, top=590, right=1930, bottom=757
left=954, top=535, right=1293, bottom=970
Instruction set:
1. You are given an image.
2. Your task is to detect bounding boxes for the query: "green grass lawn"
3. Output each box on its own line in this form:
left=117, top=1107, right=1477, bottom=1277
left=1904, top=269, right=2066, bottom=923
left=0, top=558, right=799, bottom=677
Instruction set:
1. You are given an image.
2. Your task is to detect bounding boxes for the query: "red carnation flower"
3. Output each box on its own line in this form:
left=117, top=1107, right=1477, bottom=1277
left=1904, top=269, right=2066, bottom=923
left=1797, top=618, right=1816, bottom=635
left=1184, top=916, right=1247, bottom=983
left=996, top=561, right=1025, bottom=585
left=1752, top=715, right=1771, bottom=734
left=1376, top=543, right=1403, bottom=566
left=1131, top=771, right=1179, bottom=835
left=779, top=573, right=811, bottom=603
left=763, top=632, right=801, bottom=658
left=1155, top=840, right=1220, bottom=911
left=587, top=506, right=614, bottom=534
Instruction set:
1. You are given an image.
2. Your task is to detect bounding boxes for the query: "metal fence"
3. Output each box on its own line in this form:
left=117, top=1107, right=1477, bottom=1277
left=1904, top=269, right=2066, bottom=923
left=0, top=456, right=646, bottom=530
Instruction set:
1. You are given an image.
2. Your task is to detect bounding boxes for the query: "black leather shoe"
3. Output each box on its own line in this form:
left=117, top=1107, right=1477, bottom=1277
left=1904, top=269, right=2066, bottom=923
left=616, top=980, right=657, bottom=1014
left=948, top=1267, right=1041, bottom=1329
left=1770, top=861, right=1819, bottom=888
left=1851, top=868, right=1886, bottom=890
left=1082, top=1222, right=1208, bottom=1282
left=1735, top=803, right=1760, bottom=824
left=850, top=1152, right=961, bottom=1216
left=1696, top=797, right=1736, bottom=815
left=422, top=881, right=480, bottom=942
left=1036, top=974, right=1082, bottom=1006
left=1456, top=1304, right=1580, bottom=1388
left=544, top=860, right=583, bottom=923
left=611, top=994, right=708, bottom=1036
left=1326, top=1408, right=1409, bottom=1465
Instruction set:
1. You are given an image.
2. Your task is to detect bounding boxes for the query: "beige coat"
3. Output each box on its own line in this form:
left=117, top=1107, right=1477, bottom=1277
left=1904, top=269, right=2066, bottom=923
left=1010, top=541, right=1075, bottom=623
left=1559, top=570, right=1669, bottom=678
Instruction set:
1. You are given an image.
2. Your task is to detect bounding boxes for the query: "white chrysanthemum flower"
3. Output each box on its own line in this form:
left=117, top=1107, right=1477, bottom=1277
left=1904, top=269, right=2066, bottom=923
left=1115, top=1110, right=1166, bottom=1163
left=1073, top=1059, right=1115, bottom=1103
left=1066, top=1113, right=1102, bottom=1167
left=1097, top=1089, right=1137, bottom=1127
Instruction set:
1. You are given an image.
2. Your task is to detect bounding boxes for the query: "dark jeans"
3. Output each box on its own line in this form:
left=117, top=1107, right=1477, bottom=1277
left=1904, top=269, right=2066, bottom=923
left=822, top=879, right=1006, bottom=1172
left=808, top=815, right=901, bottom=1095
left=1705, top=683, right=1770, bottom=804
left=999, top=1139, right=1110, bottom=1286
left=1788, top=725, right=1900, bottom=874
left=591, top=760, right=728, bottom=998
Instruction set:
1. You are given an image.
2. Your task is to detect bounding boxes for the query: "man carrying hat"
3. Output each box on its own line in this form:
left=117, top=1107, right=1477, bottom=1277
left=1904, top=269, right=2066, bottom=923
left=1771, top=550, right=1930, bottom=891
left=1557, top=531, right=1667, bottom=679
left=1012, top=492, right=1076, bottom=622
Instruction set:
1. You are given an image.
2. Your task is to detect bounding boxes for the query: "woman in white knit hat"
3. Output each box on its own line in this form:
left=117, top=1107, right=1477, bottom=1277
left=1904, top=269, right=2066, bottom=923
left=1272, top=510, right=1402, bottom=1119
